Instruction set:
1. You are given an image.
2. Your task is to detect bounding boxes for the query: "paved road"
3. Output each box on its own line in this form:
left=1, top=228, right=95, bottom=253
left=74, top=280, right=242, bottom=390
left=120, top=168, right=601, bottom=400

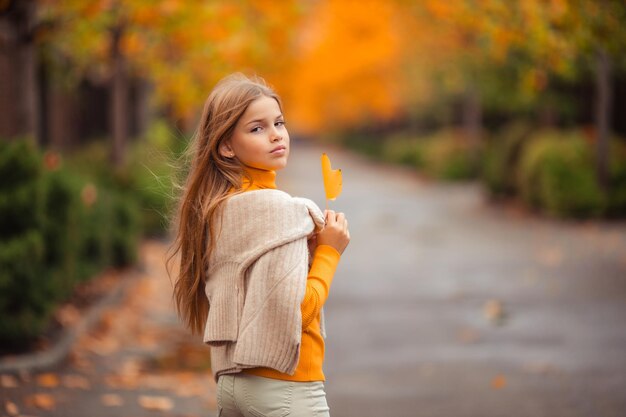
left=281, top=141, right=626, bottom=417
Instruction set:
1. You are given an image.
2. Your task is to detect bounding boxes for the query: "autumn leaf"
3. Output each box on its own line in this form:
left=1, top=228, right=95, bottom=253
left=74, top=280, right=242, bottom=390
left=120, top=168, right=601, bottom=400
left=55, top=304, right=81, bottom=327
left=457, top=327, right=480, bottom=344
left=483, top=299, right=507, bottom=325
left=36, top=373, right=60, bottom=388
left=101, top=393, right=124, bottom=407
left=491, top=374, right=507, bottom=389
left=138, top=395, right=174, bottom=411
left=62, top=374, right=91, bottom=390
left=321, top=153, right=342, bottom=202
left=4, top=401, right=19, bottom=416
left=0, top=374, right=19, bottom=388
left=536, top=246, right=564, bottom=267
left=29, top=393, right=56, bottom=410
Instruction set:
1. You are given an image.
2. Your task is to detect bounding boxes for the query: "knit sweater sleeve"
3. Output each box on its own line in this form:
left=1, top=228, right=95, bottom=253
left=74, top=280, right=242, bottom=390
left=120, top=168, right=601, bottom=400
left=301, top=245, right=341, bottom=330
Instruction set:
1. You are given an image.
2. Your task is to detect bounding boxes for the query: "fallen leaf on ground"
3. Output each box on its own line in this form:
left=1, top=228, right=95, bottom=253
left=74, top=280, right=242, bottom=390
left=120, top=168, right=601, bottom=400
left=0, top=374, right=19, bottom=388
left=101, top=393, right=124, bottom=407
left=483, top=299, right=506, bottom=324
left=4, top=400, right=19, bottom=416
left=36, top=373, right=60, bottom=388
left=29, top=393, right=56, bottom=410
left=104, top=373, right=139, bottom=390
left=62, top=374, right=91, bottom=389
left=535, top=247, right=563, bottom=267
left=522, top=362, right=560, bottom=375
left=138, top=395, right=174, bottom=411
left=491, top=374, right=507, bottom=389
left=55, top=304, right=81, bottom=327
left=82, top=334, right=120, bottom=356
left=68, top=352, right=95, bottom=373
left=457, top=327, right=480, bottom=344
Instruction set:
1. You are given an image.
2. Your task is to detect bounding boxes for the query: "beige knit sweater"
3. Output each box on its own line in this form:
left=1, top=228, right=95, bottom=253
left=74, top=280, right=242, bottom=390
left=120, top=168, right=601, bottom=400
left=203, top=189, right=326, bottom=380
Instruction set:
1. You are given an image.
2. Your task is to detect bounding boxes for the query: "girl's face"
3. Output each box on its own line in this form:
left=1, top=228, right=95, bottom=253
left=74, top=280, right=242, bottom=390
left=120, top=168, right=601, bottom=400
left=220, top=96, right=289, bottom=171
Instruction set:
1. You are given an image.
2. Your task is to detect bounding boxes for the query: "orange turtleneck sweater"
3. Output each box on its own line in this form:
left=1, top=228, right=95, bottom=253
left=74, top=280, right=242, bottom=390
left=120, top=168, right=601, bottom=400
left=237, top=167, right=340, bottom=382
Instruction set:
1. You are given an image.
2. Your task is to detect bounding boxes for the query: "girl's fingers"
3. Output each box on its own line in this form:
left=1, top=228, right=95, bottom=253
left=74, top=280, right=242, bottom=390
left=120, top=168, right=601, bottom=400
left=325, top=210, right=336, bottom=224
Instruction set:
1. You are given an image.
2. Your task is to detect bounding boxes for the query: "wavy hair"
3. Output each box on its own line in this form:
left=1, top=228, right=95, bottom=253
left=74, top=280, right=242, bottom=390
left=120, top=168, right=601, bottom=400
left=167, top=73, right=281, bottom=334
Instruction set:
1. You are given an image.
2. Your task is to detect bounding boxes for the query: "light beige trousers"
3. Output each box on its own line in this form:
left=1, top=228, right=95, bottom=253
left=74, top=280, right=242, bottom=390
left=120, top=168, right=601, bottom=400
left=216, top=373, right=330, bottom=417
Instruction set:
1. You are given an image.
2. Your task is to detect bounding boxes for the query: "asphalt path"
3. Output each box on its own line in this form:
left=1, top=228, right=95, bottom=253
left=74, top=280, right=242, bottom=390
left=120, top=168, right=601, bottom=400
left=281, top=140, right=626, bottom=417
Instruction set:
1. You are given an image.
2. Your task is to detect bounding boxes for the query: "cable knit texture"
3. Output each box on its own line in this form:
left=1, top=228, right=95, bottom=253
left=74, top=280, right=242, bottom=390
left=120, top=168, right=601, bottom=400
left=204, top=189, right=325, bottom=380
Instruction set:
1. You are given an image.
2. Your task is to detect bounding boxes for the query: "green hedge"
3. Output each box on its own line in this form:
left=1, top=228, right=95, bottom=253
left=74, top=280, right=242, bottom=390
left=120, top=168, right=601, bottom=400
left=517, top=130, right=605, bottom=218
left=350, top=123, right=626, bottom=219
left=420, top=129, right=481, bottom=180
left=482, top=121, right=533, bottom=197
left=0, top=140, right=140, bottom=347
left=606, top=141, right=626, bottom=217
left=64, top=120, right=181, bottom=236
left=378, top=129, right=482, bottom=180
left=381, top=134, right=424, bottom=168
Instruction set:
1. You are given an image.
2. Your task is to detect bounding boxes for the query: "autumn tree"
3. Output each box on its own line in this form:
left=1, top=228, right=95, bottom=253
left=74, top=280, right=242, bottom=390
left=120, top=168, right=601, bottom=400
left=36, top=0, right=302, bottom=165
left=282, top=0, right=405, bottom=135
left=562, top=0, right=626, bottom=188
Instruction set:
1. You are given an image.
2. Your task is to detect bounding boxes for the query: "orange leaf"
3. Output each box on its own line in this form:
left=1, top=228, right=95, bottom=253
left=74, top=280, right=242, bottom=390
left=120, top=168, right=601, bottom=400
left=321, top=153, right=342, bottom=201
left=101, top=393, right=124, bottom=407
left=491, top=374, right=507, bottom=389
left=5, top=400, right=19, bottom=416
left=0, top=374, right=19, bottom=388
left=138, top=395, right=174, bottom=411
left=36, top=373, right=60, bottom=388
left=30, top=393, right=56, bottom=410
left=62, top=374, right=91, bottom=390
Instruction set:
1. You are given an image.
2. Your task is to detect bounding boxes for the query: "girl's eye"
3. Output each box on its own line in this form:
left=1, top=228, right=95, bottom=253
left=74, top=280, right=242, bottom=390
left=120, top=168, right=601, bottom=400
left=251, top=126, right=262, bottom=133
left=275, top=121, right=285, bottom=127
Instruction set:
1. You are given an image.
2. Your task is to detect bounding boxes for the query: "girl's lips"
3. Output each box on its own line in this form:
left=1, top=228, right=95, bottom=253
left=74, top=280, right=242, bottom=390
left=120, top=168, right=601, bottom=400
left=270, top=146, right=286, bottom=154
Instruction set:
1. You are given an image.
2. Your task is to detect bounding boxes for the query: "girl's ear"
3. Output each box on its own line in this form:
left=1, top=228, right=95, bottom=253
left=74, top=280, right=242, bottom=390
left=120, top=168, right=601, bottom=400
left=219, top=141, right=235, bottom=158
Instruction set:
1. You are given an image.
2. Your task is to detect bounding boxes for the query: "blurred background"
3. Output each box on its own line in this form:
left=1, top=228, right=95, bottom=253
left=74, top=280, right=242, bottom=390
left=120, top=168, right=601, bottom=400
left=1, top=0, right=626, bottom=416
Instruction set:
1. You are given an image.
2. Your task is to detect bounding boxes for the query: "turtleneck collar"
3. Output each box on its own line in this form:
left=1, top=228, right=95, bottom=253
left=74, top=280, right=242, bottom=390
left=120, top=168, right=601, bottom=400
left=241, top=166, right=277, bottom=190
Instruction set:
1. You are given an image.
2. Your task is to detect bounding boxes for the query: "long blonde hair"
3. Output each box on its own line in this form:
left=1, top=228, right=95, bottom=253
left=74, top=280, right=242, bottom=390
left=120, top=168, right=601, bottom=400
left=168, top=73, right=281, bottom=334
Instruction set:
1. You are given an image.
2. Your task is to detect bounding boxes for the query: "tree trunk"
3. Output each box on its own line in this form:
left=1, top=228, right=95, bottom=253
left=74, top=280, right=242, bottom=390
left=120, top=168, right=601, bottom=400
left=134, top=78, right=152, bottom=138
left=0, top=0, right=39, bottom=142
left=595, top=46, right=612, bottom=190
left=37, top=51, right=48, bottom=147
left=110, top=24, right=128, bottom=167
left=462, top=84, right=482, bottom=167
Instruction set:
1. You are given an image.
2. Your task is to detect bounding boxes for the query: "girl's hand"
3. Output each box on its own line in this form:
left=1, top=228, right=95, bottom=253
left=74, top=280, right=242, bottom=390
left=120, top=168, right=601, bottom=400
left=317, top=210, right=350, bottom=255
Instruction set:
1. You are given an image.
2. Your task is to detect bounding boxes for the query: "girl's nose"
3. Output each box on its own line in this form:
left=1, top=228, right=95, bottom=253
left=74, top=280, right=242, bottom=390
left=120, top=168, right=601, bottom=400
left=270, top=127, right=282, bottom=142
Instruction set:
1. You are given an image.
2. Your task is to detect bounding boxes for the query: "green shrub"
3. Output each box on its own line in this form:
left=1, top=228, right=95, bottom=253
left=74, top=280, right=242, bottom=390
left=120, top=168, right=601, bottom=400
left=420, top=129, right=481, bottom=180
left=358, top=128, right=482, bottom=181
left=381, top=135, right=425, bottom=168
left=518, top=130, right=605, bottom=218
left=482, top=121, right=533, bottom=197
left=109, top=191, right=140, bottom=266
left=129, top=143, right=176, bottom=236
left=63, top=120, right=181, bottom=236
left=606, top=140, right=626, bottom=217
left=0, top=141, right=43, bottom=238
left=0, top=140, right=141, bottom=347
left=0, top=230, right=47, bottom=344
left=341, top=131, right=384, bottom=158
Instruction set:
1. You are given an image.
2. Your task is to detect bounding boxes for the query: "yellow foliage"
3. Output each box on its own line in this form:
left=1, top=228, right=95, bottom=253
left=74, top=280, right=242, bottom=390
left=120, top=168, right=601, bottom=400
left=283, top=0, right=403, bottom=133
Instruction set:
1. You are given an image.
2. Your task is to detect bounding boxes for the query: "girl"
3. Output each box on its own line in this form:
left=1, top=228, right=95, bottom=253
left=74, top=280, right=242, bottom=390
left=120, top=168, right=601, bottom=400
left=168, top=73, right=350, bottom=417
